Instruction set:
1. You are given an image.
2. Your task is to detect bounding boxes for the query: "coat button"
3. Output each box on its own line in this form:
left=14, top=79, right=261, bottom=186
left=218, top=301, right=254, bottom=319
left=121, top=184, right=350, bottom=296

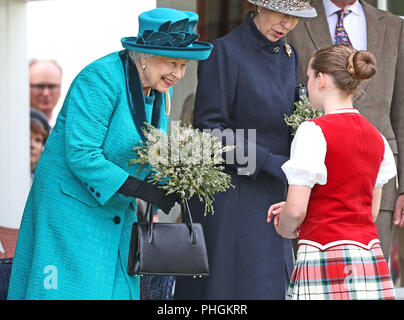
left=273, top=47, right=280, bottom=54
left=95, top=192, right=100, bottom=198
left=90, top=187, right=94, bottom=192
left=113, top=216, right=121, bottom=224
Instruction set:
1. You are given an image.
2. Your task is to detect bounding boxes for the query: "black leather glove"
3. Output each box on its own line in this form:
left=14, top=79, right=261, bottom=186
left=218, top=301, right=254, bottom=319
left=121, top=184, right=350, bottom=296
left=155, top=191, right=182, bottom=215
left=263, top=153, right=288, bottom=185
left=117, top=176, right=181, bottom=214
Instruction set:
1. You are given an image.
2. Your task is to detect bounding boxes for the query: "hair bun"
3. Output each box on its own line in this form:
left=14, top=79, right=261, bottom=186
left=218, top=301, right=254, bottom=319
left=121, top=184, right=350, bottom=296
left=351, top=50, right=377, bottom=80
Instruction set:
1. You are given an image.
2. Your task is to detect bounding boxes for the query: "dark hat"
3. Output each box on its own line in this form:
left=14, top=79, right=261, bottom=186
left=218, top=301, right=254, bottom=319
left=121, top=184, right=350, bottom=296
left=121, top=8, right=213, bottom=61
left=30, top=108, right=51, bottom=134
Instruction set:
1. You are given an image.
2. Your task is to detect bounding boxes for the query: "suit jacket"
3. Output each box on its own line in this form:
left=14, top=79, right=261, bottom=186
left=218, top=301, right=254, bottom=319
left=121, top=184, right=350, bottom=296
left=287, top=0, right=404, bottom=211
left=7, top=51, right=169, bottom=299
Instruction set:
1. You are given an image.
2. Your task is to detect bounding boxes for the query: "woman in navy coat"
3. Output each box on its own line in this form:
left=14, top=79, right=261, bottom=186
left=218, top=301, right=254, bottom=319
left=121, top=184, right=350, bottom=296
left=174, top=1, right=317, bottom=300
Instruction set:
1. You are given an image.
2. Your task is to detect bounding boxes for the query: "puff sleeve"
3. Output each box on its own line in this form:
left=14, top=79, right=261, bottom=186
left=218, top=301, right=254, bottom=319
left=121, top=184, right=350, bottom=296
left=281, top=121, right=327, bottom=188
left=375, top=135, right=397, bottom=188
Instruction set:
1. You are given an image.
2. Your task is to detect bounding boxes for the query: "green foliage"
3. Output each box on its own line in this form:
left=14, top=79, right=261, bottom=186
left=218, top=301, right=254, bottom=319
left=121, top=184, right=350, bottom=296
left=284, top=96, right=324, bottom=136
left=130, top=122, right=234, bottom=216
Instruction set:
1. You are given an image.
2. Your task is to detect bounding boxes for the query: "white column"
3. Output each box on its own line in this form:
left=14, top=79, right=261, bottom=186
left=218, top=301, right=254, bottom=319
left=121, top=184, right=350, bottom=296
left=377, top=0, right=388, bottom=11
left=0, top=0, right=30, bottom=229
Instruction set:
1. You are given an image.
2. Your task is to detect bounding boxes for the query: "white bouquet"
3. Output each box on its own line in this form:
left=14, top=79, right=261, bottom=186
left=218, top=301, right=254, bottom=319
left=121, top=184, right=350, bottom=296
left=284, top=95, right=324, bottom=136
left=130, top=122, right=234, bottom=215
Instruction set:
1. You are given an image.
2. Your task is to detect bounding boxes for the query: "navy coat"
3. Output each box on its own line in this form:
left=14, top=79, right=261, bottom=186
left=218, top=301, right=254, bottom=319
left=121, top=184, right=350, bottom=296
left=174, top=13, right=297, bottom=300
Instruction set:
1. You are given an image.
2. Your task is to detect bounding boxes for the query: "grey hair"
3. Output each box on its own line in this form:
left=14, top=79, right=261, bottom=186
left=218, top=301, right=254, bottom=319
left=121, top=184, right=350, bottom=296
left=29, top=58, right=63, bottom=76
left=128, top=51, right=154, bottom=64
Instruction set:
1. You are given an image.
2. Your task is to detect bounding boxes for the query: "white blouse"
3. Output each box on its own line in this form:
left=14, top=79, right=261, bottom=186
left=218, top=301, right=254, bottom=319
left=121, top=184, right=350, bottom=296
left=282, top=110, right=397, bottom=188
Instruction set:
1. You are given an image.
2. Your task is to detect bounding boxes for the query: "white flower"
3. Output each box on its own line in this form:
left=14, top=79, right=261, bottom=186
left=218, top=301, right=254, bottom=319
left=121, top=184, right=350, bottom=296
left=130, top=122, right=235, bottom=215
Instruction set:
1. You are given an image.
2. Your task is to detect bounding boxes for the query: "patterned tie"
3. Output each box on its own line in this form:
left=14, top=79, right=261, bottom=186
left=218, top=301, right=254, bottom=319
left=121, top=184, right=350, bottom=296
left=334, top=9, right=352, bottom=46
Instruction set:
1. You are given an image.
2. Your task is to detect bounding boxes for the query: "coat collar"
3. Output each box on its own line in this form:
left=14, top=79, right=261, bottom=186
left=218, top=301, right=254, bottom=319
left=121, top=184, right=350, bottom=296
left=356, top=0, right=385, bottom=102
left=362, top=0, right=385, bottom=66
left=301, top=0, right=332, bottom=50
left=242, top=11, right=286, bottom=51
left=118, top=49, right=165, bottom=141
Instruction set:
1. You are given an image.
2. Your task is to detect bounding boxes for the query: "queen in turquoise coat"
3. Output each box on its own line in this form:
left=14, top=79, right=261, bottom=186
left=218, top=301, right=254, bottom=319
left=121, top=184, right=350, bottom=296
left=7, top=8, right=212, bottom=300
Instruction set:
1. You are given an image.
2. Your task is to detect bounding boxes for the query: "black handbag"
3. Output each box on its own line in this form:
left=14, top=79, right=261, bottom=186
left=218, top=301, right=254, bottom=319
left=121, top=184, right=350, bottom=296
left=127, top=199, right=209, bottom=277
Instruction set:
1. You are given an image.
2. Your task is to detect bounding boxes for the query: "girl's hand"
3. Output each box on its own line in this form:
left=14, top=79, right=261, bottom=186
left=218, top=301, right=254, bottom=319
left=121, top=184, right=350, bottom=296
left=275, top=224, right=300, bottom=239
left=267, top=202, right=286, bottom=223
left=268, top=201, right=300, bottom=238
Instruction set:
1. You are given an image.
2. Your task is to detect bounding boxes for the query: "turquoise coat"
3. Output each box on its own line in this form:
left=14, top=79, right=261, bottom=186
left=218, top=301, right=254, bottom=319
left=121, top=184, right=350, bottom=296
left=7, top=51, right=169, bottom=299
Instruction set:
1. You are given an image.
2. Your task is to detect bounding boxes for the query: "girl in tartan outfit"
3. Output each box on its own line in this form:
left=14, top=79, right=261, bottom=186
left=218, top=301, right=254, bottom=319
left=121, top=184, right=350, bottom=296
left=267, top=44, right=397, bottom=300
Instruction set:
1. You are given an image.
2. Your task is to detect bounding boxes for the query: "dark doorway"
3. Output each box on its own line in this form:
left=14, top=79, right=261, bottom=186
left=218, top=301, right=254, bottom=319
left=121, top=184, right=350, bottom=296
left=196, top=0, right=254, bottom=41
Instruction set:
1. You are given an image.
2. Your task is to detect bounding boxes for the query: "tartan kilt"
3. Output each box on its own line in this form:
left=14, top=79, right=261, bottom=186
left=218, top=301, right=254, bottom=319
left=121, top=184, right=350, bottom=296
left=287, top=243, right=395, bottom=300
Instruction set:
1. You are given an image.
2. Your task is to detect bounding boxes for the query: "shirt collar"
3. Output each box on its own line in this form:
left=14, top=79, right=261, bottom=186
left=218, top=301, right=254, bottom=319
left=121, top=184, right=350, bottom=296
left=328, top=108, right=360, bottom=115
left=322, top=0, right=361, bottom=17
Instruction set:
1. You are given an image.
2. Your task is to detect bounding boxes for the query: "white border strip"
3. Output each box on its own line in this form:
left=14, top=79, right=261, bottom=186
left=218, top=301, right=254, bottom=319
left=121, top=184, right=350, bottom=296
left=298, top=238, right=381, bottom=251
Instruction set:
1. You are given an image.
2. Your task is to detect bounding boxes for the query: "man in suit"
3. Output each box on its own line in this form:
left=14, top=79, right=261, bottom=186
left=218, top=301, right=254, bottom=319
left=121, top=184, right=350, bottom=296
left=287, top=0, right=404, bottom=262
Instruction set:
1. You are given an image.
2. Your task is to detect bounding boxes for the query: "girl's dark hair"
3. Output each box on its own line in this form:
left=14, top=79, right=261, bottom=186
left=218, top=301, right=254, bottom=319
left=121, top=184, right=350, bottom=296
left=310, top=44, right=377, bottom=96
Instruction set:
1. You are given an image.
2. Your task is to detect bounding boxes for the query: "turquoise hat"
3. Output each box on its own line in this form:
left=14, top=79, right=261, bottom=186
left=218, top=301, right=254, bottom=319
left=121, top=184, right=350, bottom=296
left=121, top=8, right=213, bottom=61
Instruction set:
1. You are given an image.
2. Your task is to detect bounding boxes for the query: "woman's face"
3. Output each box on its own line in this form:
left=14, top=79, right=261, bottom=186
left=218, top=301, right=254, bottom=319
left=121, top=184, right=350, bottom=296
left=254, top=8, right=299, bottom=42
left=141, top=56, right=189, bottom=93
left=30, top=131, right=44, bottom=170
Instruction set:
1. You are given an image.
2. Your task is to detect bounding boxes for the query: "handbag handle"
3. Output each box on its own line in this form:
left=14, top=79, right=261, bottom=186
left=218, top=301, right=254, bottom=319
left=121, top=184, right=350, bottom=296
left=147, top=198, right=197, bottom=245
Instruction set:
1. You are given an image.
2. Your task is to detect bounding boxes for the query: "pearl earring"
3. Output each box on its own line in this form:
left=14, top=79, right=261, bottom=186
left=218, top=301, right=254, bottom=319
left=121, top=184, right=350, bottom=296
left=142, top=64, right=146, bottom=70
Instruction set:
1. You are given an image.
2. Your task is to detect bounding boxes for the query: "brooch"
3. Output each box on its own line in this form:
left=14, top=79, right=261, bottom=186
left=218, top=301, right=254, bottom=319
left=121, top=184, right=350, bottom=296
left=285, top=43, right=292, bottom=58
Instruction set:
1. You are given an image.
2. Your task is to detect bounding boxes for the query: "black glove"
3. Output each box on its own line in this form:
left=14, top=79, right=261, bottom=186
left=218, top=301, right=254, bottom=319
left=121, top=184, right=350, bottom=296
left=117, top=176, right=181, bottom=214
left=263, top=153, right=288, bottom=185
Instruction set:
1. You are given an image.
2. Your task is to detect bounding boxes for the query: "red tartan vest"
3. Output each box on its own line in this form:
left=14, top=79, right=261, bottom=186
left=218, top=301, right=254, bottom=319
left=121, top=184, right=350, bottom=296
left=298, top=112, right=385, bottom=250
